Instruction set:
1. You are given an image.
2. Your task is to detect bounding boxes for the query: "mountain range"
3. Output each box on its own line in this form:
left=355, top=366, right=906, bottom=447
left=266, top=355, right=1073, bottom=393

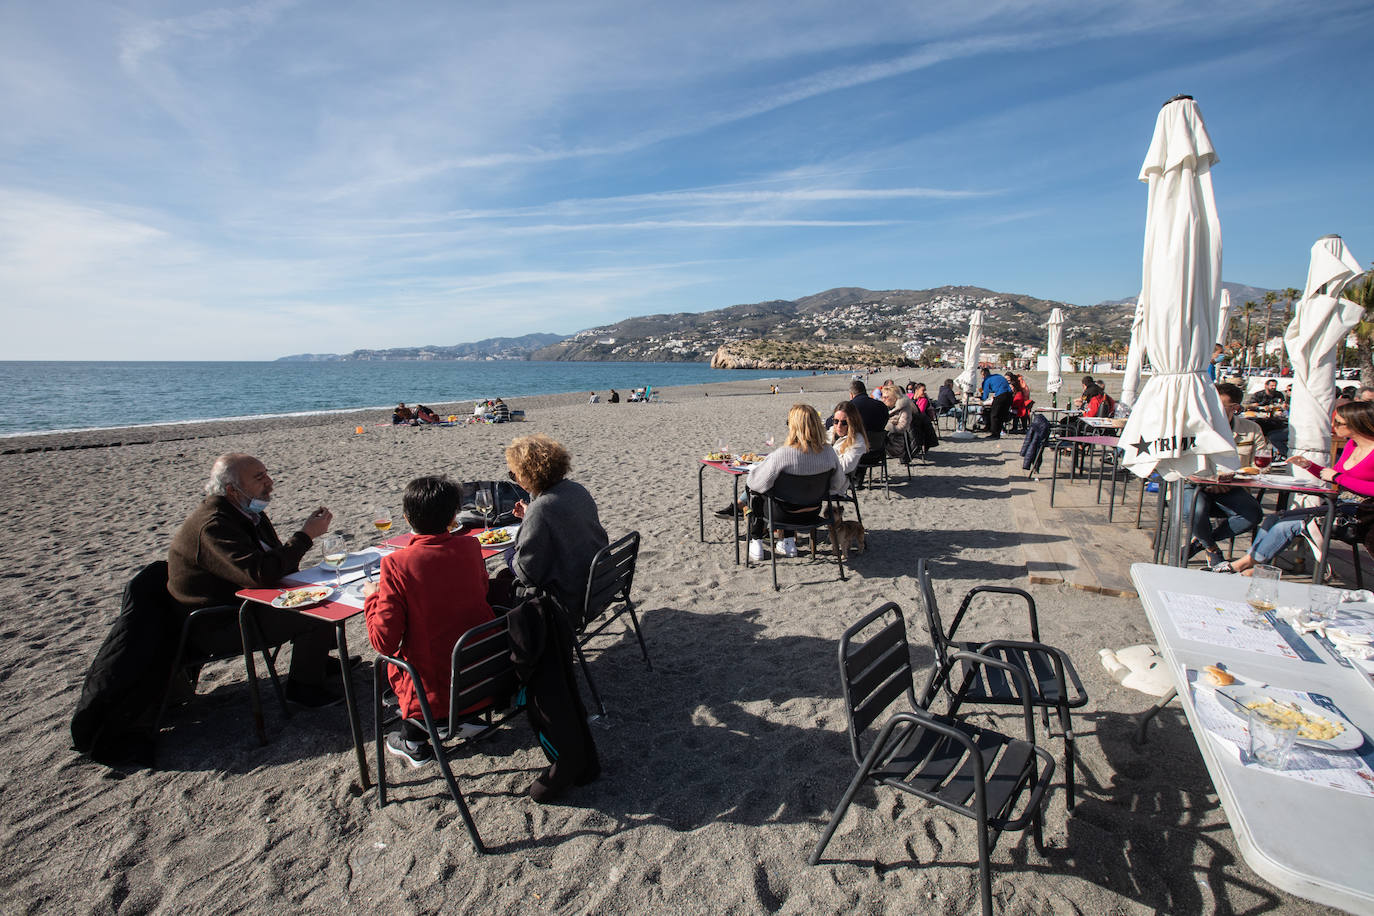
left=276, top=283, right=1277, bottom=363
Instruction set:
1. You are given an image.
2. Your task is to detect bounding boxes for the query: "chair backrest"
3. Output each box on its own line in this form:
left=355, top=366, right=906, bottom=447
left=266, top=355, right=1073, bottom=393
left=859, top=429, right=887, bottom=464
left=580, top=531, right=640, bottom=631
left=915, top=558, right=953, bottom=671
left=838, top=602, right=919, bottom=763
left=766, top=470, right=832, bottom=508
left=449, top=615, right=518, bottom=718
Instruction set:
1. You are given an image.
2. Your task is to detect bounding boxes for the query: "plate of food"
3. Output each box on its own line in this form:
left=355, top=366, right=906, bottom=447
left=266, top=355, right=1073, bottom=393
left=704, top=451, right=732, bottom=462
left=731, top=452, right=767, bottom=467
left=1215, top=685, right=1364, bottom=751
left=475, top=525, right=519, bottom=547
left=271, top=586, right=333, bottom=609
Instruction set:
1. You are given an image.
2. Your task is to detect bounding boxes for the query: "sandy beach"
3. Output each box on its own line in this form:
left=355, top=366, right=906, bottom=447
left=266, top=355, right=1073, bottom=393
left=0, top=370, right=1333, bottom=915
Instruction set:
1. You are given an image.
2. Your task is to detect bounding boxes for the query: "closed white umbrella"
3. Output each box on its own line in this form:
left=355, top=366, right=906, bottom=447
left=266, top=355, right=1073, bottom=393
left=1119, top=95, right=1235, bottom=487
left=1045, top=307, right=1064, bottom=405
left=1119, top=294, right=1147, bottom=408
left=1215, top=288, right=1232, bottom=347
left=954, top=309, right=984, bottom=395
left=1284, top=235, right=1366, bottom=476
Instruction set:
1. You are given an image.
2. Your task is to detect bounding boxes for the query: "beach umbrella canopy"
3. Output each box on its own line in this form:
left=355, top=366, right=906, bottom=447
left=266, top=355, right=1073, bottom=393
left=1045, top=307, right=1065, bottom=397
left=954, top=309, right=984, bottom=394
left=1119, top=294, right=1147, bottom=408
left=1284, top=235, right=1366, bottom=471
left=1215, top=288, right=1232, bottom=347
left=1118, top=96, right=1234, bottom=481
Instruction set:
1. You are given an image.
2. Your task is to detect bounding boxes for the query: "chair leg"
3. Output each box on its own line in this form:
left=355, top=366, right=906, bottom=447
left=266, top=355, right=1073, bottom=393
left=807, top=765, right=873, bottom=865
left=1134, top=687, right=1178, bottom=745
left=1354, top=545, right=1364, bottom=589
left=374, top=666, right=388, bottom=807
left=573, top=641, right=607, bottom=717
left=976, top=819, right=994, bottom=916
left=625, top=606, right=652, bottom=670
left=1059, top=704, right=1076, bottom=813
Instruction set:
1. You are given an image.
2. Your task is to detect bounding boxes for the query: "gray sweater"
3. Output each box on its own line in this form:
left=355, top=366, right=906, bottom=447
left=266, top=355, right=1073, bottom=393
left=746, top=445, right=847, bottom=496
left=511, top=478, right=609, bottom=615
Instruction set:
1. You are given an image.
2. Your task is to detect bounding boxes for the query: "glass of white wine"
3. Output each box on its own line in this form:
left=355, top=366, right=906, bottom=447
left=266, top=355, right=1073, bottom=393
left=1246, top=564, right=1281, bottom=617
left=319, top=534, right=347, bottom=589
left=474, top=486, right=495, bottom=532
left=372, top=506, right=393, bottom=542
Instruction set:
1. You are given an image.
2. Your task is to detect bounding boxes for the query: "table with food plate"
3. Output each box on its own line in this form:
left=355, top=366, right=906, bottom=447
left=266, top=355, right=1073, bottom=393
left=235, top=525, right=517, bottom=789
left=697, top=452, right=768, bottom=565
left=1130, top=562, right=1374, bottom=913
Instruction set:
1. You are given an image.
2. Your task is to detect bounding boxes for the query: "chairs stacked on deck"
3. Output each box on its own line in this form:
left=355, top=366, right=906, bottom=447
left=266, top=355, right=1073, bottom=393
left=809, top=601, right=1056, bottom=916
left=746, top=470, right=847, bottom=590
left=915, top=559, right=1088, bottom=811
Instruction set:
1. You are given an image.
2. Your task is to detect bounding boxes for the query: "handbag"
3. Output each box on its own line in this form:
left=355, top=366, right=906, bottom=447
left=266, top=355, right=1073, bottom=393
left=1330, top=497, right=1374, bottom=544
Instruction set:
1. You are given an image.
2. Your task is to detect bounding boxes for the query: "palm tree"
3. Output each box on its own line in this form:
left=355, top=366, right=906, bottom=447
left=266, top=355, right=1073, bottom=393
left=1276, top=286, right=1301, bottom=375
left=1260, top=290, right=1278, bottom=369
left=1241, top=300, right=1257, bottom=371
left=1346, top=267, right=1374, bottom=387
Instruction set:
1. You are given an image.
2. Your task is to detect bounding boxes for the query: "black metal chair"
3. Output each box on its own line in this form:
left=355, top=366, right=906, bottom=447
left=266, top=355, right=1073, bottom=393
left=856, top=429, right=890, bottom=496
left=915, top=559, right=1088, bottom=812
left=373, top=614, right=522, bottom=854
left=564, top=531, right=649, bottom=717
left=746, top=470, right=846, bottom=590
left=809, top=602, right=1056, bottom=916
left=153, top=575, right=289, bottom=745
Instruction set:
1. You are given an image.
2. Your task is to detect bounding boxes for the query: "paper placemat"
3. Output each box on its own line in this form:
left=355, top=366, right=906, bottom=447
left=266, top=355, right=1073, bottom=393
left=1161, top=591, right=1310, bottom=659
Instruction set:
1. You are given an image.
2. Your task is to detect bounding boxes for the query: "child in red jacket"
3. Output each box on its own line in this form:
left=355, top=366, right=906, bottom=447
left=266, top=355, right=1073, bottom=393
left=364, top=476, right=494, bottom=766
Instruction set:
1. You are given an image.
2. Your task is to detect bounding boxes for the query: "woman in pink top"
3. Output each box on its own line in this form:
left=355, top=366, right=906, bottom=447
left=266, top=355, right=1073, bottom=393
left=1213, top=402, right=1374, bottom=575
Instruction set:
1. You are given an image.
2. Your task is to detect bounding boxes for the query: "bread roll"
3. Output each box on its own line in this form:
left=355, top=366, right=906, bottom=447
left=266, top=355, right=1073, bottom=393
left=1203, top=664, right=1235, bottom=687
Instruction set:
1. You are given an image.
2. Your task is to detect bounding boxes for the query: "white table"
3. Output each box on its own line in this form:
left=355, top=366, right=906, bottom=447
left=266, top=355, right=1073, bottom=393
left=1131, top=563, right=1374, bottom=914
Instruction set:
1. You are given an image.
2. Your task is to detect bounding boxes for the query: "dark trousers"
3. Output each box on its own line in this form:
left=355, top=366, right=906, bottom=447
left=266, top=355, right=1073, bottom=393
left=988, top=392, right=1013, bottom=438
left=191, top=610, right=333, bottom=686
left=1184, top=485, right=1263, bottom=554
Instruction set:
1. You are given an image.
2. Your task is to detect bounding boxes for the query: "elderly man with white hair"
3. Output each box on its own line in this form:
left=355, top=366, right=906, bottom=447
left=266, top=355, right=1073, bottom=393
left=167, top=453, right=340, bottom=707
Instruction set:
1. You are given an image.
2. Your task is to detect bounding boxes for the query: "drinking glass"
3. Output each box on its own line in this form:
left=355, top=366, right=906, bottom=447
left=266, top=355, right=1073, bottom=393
left=1254, top=447, right=1273, bottom=470
left=474, top=486, right=495, bottom=531
left=1246, top=565, right=1281, bottom=614
left=1248, top=707, right=1299, bottom=769
left=1306, top=584, right=1341, bottom=624
left=319, top=534, right=347, bottom=589
left=372, top=506, right=393, bottom=539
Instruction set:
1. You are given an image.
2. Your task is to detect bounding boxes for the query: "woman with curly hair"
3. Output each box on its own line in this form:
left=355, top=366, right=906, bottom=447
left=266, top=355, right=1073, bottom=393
left=505, top=433, right=609, bottom=614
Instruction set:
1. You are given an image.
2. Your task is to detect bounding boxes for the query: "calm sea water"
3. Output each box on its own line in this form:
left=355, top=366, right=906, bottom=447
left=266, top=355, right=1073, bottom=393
left=0, top=360, right=817, bottom=436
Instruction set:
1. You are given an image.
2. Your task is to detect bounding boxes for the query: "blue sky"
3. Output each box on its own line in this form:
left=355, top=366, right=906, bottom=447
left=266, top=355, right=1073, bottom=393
left=2, top=0, right=1371, bottom=360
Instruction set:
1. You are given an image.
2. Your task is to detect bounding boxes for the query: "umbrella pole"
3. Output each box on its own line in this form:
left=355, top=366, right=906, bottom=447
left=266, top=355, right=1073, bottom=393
left=1168, top=479, right=1187, bottom=567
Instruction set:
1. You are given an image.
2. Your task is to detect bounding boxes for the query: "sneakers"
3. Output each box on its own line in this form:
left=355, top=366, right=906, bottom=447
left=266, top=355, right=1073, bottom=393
left=285, top=680, right=344, bottom=708
left=748, top=539, right=768, bottom=561
left=778, top=537, right=799, bottom=558
left=385, top=732, right=435, bottom=768
left=1204, top=561, right=1236, bottom=574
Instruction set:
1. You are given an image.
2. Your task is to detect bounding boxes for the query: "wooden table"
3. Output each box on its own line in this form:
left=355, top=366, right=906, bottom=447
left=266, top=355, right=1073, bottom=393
left=1130, top=563, right=1374, bottom=913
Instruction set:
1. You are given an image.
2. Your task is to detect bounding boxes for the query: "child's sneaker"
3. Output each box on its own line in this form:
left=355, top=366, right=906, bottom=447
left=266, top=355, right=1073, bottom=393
left=748, top=539, right=768, bottom=561
left=385, top=732, right=434, bottom=768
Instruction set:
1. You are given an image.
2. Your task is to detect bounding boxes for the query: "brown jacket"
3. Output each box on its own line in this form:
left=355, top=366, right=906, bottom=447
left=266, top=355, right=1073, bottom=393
left=167, top=495, right=313, bottom=609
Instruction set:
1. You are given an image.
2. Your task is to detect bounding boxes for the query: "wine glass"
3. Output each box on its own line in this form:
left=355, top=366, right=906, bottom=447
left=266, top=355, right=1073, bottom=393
left=1254, top=446, right=1273, bottom=471
left=319, top=534, right=347, bottom=589
left=1246, top=565, right=1281, bottom=621
left=372, top=506, right=393, bottom=541
left=475, top=486, right=495, bottom=532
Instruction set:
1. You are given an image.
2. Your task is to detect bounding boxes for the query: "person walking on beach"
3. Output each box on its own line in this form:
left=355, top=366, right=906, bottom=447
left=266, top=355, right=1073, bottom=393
left=167, top=453, right=339, bottom=707
left=978, top=368, right=1013, bottom=439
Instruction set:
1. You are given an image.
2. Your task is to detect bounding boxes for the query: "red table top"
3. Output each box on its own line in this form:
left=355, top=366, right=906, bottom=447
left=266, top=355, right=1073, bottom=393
left=1185, top=473, right=1337, bottom=496
left=235, top=587, right=361, bottom=622
left=382, top=528, right=510, bottom=558
left=1059, top=434, right=1123, bottom=446
left=700, top=458, right=752, bottom=475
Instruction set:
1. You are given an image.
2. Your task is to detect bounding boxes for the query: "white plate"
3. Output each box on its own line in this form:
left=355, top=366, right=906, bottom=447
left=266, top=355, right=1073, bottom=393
left=1215, top=685, right=1364, bottom=751
left=331, top=550, right=382, bottom=571
left=271, top=586, right=333, bottom=609
left=474, top=525, right=519, bottom=548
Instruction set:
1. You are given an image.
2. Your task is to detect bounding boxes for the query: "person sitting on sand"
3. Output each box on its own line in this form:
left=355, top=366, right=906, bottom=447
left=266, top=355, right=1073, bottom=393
left=828, top=401, right=869, bottom=477
left=167, top=453, right=339, bottom=707
left=414, top=404, right=441, bottom=424
left=363, top=476, right=495, bottom=767
left=588, top=391, right=600, bottom=404
left=609, top=389, right=620, bottom=403
left=744, top=404, right=847, bottom=561
left=393, top=403, right=414, bottom=425
left=1211, top=402, right=1374, bottom=575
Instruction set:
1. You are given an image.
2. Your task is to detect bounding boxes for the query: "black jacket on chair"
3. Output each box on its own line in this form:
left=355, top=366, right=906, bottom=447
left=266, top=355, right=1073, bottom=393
left=71, top=561, right=185, bottom=767
left=1020, top=414, right=1051, bottom=471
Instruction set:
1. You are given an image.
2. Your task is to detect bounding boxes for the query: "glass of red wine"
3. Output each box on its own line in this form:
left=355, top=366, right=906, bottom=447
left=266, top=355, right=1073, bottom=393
left=1254, top=447, right=1273, bottom=470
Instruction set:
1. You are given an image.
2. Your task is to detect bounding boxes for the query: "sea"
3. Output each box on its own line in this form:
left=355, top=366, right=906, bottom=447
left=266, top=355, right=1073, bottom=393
left=0, top=360, right=820, bottom=436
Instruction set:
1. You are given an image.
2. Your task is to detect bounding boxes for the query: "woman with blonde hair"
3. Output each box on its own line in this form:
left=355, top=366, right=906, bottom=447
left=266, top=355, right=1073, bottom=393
left=744, top=404, right=846, bottom=560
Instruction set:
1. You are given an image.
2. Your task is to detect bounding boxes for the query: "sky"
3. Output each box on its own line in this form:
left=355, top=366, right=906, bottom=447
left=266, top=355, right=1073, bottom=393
left=2, top=1, right=1372, bottom=360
